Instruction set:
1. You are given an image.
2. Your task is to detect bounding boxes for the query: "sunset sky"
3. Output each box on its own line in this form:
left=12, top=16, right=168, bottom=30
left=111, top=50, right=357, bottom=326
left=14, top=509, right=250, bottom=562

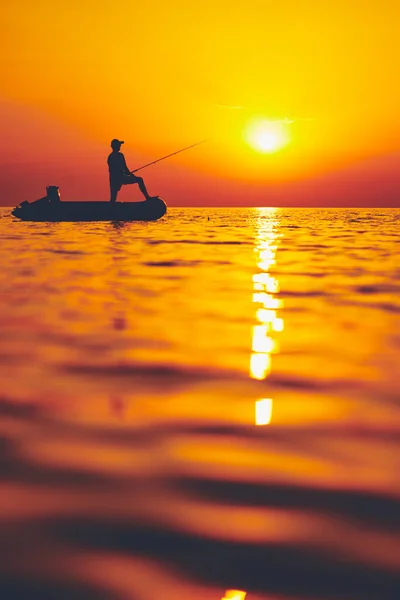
left=2, top=0, right=399, bottom=206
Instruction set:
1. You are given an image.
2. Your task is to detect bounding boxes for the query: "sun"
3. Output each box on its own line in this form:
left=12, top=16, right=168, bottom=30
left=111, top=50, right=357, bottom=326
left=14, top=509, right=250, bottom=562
left=256, top=131, right=280, bottom=152
left=244, top=118, right=290, bottom=153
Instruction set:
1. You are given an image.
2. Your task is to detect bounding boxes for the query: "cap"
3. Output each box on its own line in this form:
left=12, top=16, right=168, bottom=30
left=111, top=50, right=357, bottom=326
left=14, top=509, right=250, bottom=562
left=111, top=139, right=124, bottom=146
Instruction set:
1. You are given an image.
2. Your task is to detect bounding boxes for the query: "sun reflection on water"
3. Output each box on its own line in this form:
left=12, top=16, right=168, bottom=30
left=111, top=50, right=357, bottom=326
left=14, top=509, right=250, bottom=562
left=255, top=398, right=273, bottom=425
left=250, top=208, right=283, bottom=425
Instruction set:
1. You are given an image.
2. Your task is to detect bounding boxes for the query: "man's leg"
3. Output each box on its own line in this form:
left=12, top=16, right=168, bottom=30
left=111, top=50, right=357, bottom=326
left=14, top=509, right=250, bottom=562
left=110, top=182, right=119, bottom=202
left=124, top=174, right=152, bottom=200
left=136, top=176, right=152, bottom=201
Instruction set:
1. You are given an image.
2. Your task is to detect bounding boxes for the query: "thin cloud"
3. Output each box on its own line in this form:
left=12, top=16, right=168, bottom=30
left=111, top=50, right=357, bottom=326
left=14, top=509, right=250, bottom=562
left=212, top=105, right=317, bottom=122
left=269, top=116, right=317, bottom=124
left=212, top=104, right=244, bottom=110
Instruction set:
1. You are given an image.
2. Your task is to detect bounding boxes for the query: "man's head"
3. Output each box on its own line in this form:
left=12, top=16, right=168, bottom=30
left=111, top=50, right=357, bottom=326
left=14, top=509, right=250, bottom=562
left=111, top=139, right=124, bottom=151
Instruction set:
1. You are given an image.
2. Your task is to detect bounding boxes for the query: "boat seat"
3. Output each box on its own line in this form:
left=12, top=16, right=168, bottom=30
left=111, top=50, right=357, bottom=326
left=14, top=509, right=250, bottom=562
left=47, top=186, right=61, bottom=203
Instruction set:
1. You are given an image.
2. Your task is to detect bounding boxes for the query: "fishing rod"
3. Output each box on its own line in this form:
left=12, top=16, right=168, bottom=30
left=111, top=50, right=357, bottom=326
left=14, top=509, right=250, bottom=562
left=131, top=140, right=207, bottom=173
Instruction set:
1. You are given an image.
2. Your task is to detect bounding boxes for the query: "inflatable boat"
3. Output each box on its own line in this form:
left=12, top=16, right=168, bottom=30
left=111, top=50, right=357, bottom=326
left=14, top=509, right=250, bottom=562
left=11, top=187, right=167, bottom=222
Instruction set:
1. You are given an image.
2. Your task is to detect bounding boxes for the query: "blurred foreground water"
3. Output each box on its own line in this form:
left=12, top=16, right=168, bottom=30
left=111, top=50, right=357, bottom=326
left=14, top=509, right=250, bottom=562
left=0, top=207, right=399, bottom=599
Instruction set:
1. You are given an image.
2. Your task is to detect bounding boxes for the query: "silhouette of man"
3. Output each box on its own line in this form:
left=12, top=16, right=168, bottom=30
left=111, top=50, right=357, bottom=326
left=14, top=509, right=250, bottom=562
left=107, top=139, right=154, bottom=203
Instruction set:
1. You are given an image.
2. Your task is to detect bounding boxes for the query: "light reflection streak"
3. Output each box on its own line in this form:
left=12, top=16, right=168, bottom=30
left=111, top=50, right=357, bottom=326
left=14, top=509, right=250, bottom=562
left=250, top=208, right=284, bottom=425
left=255, top=398, right=273, bottom=425
left=252, top=325, right=275, bottom=353
left=250, top=352, right=271, bottom=380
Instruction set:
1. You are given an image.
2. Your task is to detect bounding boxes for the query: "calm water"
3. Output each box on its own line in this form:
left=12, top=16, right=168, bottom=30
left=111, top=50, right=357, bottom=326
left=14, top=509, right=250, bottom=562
left=0, top=207, right=399, bottom=600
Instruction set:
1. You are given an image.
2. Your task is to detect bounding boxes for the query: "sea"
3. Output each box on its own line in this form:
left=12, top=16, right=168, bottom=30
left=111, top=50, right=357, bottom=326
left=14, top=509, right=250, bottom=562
left=0, top=206, right=399, bottom=600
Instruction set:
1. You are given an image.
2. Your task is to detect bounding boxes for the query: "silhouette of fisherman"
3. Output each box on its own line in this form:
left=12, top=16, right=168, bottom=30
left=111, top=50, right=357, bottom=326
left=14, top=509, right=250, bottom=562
left=107, top=139, right=154, bottom=203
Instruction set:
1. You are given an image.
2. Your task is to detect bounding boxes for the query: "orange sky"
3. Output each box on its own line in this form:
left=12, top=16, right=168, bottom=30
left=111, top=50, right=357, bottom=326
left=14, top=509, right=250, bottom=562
left=1, top=0, right=399, bottom=206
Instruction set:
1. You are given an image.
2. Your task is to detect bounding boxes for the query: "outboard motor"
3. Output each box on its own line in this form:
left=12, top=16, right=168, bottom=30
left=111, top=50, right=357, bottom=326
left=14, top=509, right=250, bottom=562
left=12, top=185, right=61, bottom=219
left=47, top=186, right=61, bottom=203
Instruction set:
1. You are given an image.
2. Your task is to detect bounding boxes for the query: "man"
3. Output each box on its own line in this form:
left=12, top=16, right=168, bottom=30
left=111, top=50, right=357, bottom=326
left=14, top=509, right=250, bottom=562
left=107, top=139, right=155, bottom=203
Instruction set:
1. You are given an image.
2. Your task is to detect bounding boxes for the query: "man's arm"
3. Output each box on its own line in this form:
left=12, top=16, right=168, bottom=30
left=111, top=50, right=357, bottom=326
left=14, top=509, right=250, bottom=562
left=121, top=154, right=131, bottom=174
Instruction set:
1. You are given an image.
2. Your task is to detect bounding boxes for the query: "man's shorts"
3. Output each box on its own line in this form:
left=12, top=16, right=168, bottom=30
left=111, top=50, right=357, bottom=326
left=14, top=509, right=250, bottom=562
left=110, top=174, right=141, bottom=192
